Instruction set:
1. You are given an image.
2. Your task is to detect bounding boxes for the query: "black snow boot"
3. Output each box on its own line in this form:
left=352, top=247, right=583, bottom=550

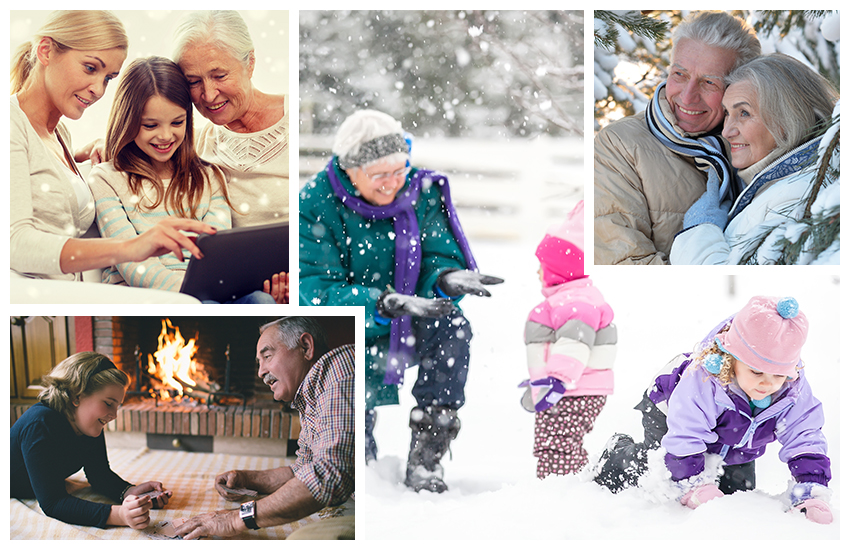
left=592, top=433, right=648, bottom=493
left=366, top=409, right=378, bottom=463
left=404, top=405, right=461, bottom=493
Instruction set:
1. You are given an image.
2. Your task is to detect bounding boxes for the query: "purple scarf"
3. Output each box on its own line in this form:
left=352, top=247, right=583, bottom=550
left=326, top=159, right=477, bottom=385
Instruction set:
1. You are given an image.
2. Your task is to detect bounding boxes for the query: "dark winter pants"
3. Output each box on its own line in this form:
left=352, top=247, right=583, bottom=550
left=596, top=394, right=755, bottom=493
left=409, top=310, right=472, bottom=410
left=534, top=395, right=607, bottom=479
left=366, top=311, right=472, bottom=410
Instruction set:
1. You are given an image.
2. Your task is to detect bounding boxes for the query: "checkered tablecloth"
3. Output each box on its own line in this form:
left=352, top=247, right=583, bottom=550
left=10, top=447, right=351, bottom=540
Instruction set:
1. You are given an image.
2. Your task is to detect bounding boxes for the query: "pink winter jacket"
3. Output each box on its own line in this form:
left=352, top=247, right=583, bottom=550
left=525, top=277, right=616, bottom=398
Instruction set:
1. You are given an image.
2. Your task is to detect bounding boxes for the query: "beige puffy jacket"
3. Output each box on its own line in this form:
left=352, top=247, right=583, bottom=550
left=594, top=109, right=710, bottom=265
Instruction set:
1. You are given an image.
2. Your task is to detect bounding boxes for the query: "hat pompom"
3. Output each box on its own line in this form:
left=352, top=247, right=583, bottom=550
left=777, top=297, right=799, bottom=319
left=704, top=353, right=723, bottom=375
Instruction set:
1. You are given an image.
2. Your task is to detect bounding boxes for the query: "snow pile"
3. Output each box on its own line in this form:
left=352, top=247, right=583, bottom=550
left=361, top=239, right=840, bottom=539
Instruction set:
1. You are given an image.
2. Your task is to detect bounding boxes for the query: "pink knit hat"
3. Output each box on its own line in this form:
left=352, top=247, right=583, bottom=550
left=716, top=296, right=808, bottom=380
left=535, top=201, right=585, bottom=286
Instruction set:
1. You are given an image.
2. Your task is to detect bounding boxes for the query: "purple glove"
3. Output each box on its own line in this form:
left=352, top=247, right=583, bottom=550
left=680, top=484, right=723, bottom=509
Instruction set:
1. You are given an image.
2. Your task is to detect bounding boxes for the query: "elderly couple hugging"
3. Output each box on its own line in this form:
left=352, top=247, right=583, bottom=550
left=595, top=11, right=838, bottom=265
left=11, top=10, right=289, bottom=303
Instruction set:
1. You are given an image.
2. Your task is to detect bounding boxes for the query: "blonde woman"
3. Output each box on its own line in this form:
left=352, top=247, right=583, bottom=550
left=10, top=352, right=172, bottom=528
left=11, top=10, right=217, bottom=281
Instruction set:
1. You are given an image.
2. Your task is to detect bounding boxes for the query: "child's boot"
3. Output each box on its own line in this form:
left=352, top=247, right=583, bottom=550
left=592, top=433, right=646, bottom=493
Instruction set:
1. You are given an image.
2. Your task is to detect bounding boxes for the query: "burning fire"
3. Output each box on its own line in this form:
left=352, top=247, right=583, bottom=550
left=147, top=319, right=211, bottom=400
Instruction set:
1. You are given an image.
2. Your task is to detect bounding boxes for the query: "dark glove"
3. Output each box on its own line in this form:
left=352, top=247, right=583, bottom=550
left=683, top=169, right=732, bottom=230
left=376, top=290, right=456, bottom=319
left=437, top=269, right=504, bottom=297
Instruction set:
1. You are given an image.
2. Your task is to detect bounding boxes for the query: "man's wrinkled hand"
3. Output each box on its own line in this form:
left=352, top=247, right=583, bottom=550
left=174, top=509, right=243, bottom=540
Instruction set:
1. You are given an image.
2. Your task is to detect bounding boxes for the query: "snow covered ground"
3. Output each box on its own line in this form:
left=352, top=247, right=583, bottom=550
left=361, top=234, right=841, bottom=540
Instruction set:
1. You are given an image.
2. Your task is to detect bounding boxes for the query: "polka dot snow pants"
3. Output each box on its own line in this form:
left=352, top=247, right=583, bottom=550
left=534, top=395, right=607, bottom=479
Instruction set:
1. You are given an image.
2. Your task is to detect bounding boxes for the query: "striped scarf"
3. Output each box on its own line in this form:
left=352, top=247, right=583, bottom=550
left=646, top=82, right=738, bottom=203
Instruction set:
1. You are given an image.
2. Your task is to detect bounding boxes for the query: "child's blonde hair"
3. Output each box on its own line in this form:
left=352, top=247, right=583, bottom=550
left=38, top=352, right=128, bottom=423
left=692, top=324, right=803, bottom=385
left=692, top=337, right=736, bottom=386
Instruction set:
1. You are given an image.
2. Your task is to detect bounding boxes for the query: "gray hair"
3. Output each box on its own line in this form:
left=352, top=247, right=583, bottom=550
left=332, top=110, right=410, bottom=169
left=172, top=10, right=254, bottom=69
left=260, top=317, right=330, bottom=354
left=672, top=11, right=761, bottom=72
left=725, top=53, right=838, bottom=155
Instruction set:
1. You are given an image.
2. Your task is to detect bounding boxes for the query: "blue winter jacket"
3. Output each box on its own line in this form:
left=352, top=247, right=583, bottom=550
left=646, top=318, right=831, bottom=485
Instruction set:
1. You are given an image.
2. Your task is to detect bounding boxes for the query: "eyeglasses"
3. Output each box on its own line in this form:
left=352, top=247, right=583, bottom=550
left=362, top=166, right=410, bottom=182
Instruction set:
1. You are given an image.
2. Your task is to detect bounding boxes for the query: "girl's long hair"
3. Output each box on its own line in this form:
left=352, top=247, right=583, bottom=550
left=39, top=352, right=129, bottom=425
left=103, top=56, right=229, bottom=219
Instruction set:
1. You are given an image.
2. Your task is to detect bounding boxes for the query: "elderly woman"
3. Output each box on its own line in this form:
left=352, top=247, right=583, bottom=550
left=300, top=110, right=502, bottom=493
left=671, top=53, right=838, bottom=264
left=172, top=10, right=288, bottom=228
left=11, top=10, right=215, bottom=284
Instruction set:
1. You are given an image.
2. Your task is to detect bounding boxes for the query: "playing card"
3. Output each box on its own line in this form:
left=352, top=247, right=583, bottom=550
left=221, top=485, right=258, bottom=497
left=146, top=519, right=187, bottom=540
left=139, top=490, right=166, bottom=500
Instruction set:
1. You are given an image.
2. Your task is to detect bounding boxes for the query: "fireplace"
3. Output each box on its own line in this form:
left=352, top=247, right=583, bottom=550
left=91, top=315, right=355, bottom=453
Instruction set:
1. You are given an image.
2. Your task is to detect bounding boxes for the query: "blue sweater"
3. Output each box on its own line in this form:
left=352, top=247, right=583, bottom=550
left=10, top=403, right=130, bottom=527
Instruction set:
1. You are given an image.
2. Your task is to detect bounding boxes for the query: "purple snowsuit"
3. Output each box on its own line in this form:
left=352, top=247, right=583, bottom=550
left=649, top=317, right=831, bottom=486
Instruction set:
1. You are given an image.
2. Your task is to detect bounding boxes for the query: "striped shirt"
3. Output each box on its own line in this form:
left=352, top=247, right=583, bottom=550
left=88, top=161, right=231, bottom=291
left=291, top=344, right=355, bottom=506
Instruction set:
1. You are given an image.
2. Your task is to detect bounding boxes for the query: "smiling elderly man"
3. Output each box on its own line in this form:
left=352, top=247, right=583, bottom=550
left=594, top=11, right=761, bottom=264
left=176, top=317, right=354, bottom=540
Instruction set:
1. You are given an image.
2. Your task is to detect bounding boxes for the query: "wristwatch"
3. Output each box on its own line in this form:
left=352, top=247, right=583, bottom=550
left=240, top=500, right=260, bottom=530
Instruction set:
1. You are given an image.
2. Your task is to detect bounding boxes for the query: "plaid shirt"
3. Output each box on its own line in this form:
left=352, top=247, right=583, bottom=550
left=290, top=344, right=355, bottom=506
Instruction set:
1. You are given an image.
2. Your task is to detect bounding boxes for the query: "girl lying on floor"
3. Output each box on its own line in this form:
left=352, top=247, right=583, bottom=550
left=11, top=352, right=172, bottom=529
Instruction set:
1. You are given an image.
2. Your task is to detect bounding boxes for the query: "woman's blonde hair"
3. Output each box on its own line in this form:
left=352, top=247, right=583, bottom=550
left=11, top=10, right=128, bottom=94
left=38, top=352, right=129, bottom=424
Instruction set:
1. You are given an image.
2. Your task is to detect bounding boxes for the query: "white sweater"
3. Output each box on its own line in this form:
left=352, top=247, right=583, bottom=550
left=671, top=140, right=825, bottom=265
left=10, top=96, right=95, bottom=280
left=196, top=95, right=289, bottom=227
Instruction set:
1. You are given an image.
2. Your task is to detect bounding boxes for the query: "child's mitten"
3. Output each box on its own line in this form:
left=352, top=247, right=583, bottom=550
left=680, top=484, right=723, bottom=509
left=790, top=482, right=833, bottom=524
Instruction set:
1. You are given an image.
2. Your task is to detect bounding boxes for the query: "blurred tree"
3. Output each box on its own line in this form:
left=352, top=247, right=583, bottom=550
left=300, top=10, right=582, bottom=138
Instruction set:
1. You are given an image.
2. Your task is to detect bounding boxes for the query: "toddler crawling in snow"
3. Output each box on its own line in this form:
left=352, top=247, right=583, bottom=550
left=593, top=295, right=833, bottom=524
left=519, top=201, right=617, bottom=478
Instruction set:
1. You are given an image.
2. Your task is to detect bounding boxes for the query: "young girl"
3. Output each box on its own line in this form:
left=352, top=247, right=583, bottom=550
left=87, top=56, right=286, bottom=303
left=519, top=201, right=618, bottom=478
left=593, top=295, right=833, bottom=524
left=10, top=352, right=172, bottom=528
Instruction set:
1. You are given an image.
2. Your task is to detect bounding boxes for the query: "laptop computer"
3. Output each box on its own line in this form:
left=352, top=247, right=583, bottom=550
left=179, top=222, right=289, bottom=303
